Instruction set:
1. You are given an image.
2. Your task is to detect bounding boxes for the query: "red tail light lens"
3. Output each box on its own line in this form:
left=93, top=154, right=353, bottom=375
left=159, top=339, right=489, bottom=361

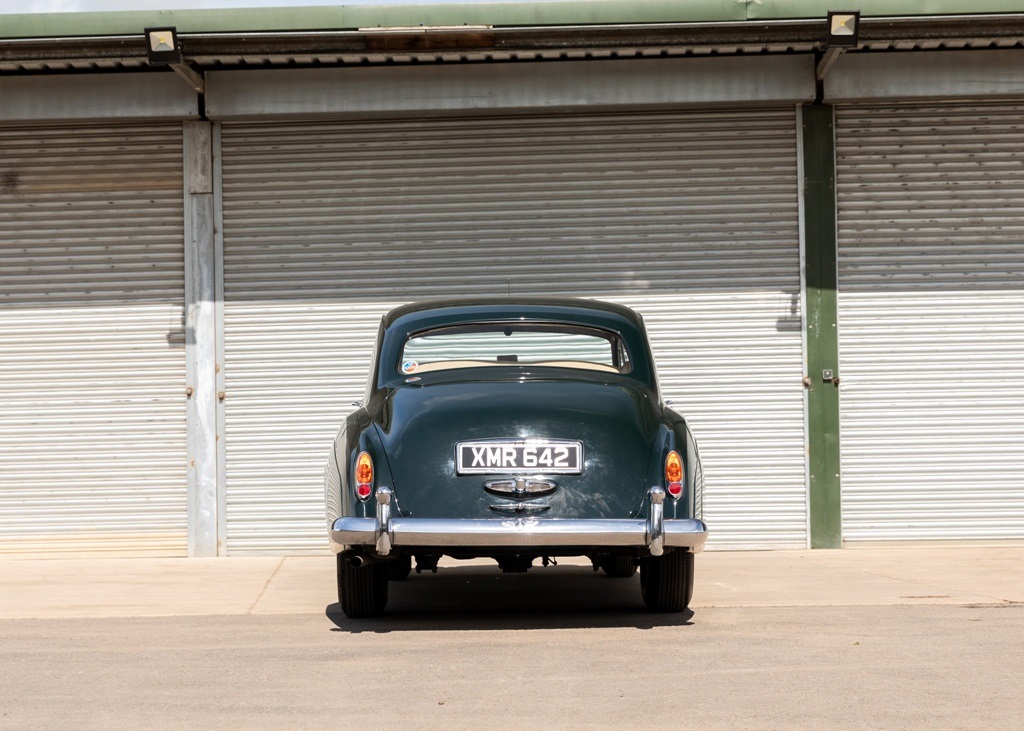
left=355, top=452, right=373, bottom=501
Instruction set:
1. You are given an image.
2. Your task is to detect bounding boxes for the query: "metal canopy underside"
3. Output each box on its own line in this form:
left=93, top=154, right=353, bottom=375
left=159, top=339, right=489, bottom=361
left=1, top=14, right=1024, bottom=73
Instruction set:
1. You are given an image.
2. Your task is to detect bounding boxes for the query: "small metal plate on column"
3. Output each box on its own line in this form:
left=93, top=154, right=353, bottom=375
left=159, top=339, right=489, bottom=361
left=822, top=369, right=834, bottom=381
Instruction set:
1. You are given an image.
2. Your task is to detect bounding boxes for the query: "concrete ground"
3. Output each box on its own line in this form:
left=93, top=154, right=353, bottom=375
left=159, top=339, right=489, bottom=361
left=1, top=545, right=1021, bottom=619
left=1, top=546, right=1022, bottom=728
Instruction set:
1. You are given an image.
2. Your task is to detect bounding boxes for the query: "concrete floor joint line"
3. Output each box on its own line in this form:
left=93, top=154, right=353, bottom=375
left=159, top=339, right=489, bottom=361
left=788, top=553, right=1018, bottom=604
left=247, top=558, right=285, bottom=614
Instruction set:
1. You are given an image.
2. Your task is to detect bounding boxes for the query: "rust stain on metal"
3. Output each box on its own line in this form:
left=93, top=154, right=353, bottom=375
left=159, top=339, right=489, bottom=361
left=1, top=169, right=18, bottom=193
left=364, top=29, right=495, bottom=53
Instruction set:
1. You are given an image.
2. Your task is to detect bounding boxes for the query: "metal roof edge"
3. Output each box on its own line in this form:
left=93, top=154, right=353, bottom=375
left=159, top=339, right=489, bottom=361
left=2, top=0, right=1024, bottom=40
left=382, top=296, right=645, bottom=330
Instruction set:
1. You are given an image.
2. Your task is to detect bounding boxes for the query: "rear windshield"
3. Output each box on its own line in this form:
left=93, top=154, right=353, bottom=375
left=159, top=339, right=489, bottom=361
left=399, top=323, right=631, bottom=376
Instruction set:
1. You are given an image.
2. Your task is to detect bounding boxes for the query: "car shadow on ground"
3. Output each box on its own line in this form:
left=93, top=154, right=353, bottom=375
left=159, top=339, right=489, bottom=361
left=325, top=564, right=695, bottom=633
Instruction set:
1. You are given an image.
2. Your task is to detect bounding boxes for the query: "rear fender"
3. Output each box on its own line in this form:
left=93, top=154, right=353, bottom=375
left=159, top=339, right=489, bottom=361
left=637, top=415, right=698, bottom=520
left=327, top=409, right=396, bottom=523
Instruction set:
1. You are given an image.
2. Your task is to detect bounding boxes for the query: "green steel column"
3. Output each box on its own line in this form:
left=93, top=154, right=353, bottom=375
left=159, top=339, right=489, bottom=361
left=802, top=104, right=842, bottom=549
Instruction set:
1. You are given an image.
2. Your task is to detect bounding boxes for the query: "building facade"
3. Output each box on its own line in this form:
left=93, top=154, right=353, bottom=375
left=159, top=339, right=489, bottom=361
left=1, top=1, right=1022, bottom=555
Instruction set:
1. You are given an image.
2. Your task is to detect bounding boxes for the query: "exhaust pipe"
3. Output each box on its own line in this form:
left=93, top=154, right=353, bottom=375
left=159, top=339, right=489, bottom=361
left=347, top=553, right=386, bottom=568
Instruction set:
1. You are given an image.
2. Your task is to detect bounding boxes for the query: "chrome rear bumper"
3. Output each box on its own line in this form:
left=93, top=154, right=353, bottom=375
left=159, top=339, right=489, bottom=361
left=330, top=486, right=707, bottom=556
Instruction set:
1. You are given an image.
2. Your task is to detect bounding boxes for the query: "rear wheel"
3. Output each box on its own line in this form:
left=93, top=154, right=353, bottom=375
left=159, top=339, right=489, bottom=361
left=337, top=554, right=388, bottom=618
left=600, top=554, right=638, bottom=578
left=640, top=550, right=694, bottom=612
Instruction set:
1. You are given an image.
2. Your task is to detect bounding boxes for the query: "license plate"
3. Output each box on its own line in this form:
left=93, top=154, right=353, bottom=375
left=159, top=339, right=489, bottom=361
left=456, top=440, right=583, bottom=475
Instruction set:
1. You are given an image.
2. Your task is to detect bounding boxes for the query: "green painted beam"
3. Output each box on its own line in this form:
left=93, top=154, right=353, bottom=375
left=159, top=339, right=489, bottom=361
left=0, top=1, right=740, bottom=38
left=1, top=0, right=1022, bottom=38
left=750, top=0, right=1024, bottom=19
left=802, top=103, right=842, bottom=549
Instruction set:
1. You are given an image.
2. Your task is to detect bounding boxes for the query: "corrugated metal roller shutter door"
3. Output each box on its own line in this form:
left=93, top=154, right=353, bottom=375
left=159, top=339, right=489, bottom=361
left=836, top=103, right=1024, bottom=541
left=0, top=125, right=187, bottom=555
left=221, top=109, right=806, bottom=553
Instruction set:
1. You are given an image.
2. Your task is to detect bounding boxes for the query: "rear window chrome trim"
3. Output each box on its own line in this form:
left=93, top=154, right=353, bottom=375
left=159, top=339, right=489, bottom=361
left=400, top=320, right=631, bottom=377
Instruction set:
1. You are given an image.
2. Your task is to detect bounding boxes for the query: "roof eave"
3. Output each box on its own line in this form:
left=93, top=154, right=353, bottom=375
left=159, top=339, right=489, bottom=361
left=2, top=14, right=1023, bottom=71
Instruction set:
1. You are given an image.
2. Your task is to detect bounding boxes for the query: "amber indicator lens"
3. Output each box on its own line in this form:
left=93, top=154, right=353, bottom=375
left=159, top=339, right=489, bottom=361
left=358, top=450, right=378, bottom=483
left=665, top=450, right=683, bottom=483
left=354, top=450, right=374, bottom=501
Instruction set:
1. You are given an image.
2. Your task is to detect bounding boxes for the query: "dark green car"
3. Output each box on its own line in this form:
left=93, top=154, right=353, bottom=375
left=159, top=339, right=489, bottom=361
left=326, top=297, right=707, bottom=617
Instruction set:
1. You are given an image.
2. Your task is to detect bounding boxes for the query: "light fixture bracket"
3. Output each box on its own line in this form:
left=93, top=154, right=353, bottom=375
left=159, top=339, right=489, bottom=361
left=817, top=46, right=844, bottom=80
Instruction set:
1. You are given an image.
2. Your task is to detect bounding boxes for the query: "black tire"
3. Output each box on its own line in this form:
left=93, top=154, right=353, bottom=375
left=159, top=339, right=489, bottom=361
left=337, top=554, right=388, bottom=618
left=600, top=554, right=638, bottom=578
left=640, top=550, right=694, bottom=612
left=388, top=555, right=413, bottom=581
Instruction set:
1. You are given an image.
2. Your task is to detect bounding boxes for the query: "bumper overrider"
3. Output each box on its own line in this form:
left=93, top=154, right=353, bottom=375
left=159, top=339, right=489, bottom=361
left=330, top=486, right=707, bottom=556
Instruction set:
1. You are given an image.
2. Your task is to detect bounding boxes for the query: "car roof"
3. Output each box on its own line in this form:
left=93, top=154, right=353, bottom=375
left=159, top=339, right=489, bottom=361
left=382, top=296, right=645, bottom=331
left=375, top=297, right=657, bottom=390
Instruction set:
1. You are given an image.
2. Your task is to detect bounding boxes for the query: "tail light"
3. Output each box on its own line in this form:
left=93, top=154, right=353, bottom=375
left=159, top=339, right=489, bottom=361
left=355, top=451, right=373, bottom=501
left=665, top=450, right=683, bottom=500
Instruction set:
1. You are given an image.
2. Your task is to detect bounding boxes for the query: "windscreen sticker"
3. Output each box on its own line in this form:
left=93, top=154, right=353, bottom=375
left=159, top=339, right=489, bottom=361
left=401, top=360, right=418, bottom=374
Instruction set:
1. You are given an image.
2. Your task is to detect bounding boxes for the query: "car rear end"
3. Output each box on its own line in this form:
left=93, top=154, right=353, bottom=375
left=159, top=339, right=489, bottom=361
left=325, top=299, right=707, bottom=617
